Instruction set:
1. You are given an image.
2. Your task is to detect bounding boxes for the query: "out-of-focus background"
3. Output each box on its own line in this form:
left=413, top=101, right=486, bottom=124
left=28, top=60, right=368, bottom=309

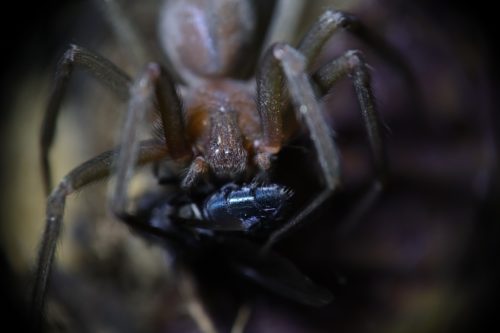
left=1, top=0, right=499, bottom=332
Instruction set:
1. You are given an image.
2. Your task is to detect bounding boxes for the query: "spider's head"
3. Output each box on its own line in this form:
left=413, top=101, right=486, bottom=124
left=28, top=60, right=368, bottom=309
left=205, top=110, right=248, bottom=179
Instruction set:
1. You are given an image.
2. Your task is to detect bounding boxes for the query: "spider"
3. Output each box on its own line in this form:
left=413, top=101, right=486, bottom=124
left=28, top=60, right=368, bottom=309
left=32, top=0, right=406, bottom=329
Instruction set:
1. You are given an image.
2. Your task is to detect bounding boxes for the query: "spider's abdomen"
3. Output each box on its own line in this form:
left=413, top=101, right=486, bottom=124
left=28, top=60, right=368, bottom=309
left=159, top=0, right=256, bottom=83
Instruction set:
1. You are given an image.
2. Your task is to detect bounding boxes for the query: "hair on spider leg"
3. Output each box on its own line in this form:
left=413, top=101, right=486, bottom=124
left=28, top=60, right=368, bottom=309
left=30, top=0, right=420, bottom=331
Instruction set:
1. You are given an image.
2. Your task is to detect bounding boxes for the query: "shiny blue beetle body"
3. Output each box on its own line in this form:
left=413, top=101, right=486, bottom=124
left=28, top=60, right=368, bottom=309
left=201, top=183, right=293, bottom=232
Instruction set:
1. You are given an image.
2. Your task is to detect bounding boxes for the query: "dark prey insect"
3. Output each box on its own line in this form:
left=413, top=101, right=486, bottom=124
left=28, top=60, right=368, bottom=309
left=188, top=182, right=293, bottom=232
left=32, top=0, right=409, bottom=329
left=126, top=181, right=332, bottom=305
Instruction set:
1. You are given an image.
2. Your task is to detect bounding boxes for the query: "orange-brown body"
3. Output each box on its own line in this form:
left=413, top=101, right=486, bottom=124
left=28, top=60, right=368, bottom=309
left=157, top=0, right=289, bottom=184
left=182, top=80, right=261, bottom=178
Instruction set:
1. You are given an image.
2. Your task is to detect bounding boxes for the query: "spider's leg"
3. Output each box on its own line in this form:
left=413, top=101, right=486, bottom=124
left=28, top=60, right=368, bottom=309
left=298, top=8, right=421, bottom=118
left=230, top=303, right=252, bottom=333
left=261, top=0, right=306, bottom=50
left=103, top=62, right=211, bottom=331
left=262, top=44, right=341, bottom=251
left=31, top=140, right=167, bottom=329
left=298, top=9, right=415, bottom=84
left=313, top=50, right=388, bottom=233
left=314, top=50, right=387, bottom=181
left=98, top=0, right=150, bottom=69
left=110, top=63, right=191, bottom=216
left=254, top=42, right=287, bottom=169
left=41, top=44, right=131, bottom=195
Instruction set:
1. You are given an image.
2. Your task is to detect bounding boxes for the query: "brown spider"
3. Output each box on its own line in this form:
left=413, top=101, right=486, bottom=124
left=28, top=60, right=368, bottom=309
left=32, top=0, right=408, bottom=329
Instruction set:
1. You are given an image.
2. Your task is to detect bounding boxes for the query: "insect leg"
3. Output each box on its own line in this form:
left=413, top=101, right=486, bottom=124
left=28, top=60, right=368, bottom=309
left=262, top=44, right=341, bottom=251
left=41, top=44, right=131, bottom=195
left=31, top=140, right=167, bottom=329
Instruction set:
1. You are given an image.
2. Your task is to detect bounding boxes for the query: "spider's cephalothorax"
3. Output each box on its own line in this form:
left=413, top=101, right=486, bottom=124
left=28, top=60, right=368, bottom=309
left=178, top=79, right=259, bottom=185
left=157, top=0, right=280, bottom=186
left=33, top=0, right=409, bottom=329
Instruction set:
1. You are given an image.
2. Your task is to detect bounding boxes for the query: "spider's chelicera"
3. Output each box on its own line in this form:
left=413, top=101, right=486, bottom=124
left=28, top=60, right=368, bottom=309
left=33, top=0, right=404, bottom=328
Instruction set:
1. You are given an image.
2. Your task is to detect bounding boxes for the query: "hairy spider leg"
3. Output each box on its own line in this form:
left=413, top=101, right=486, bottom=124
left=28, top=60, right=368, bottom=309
left=264, top=48, right=389, bottom=249
left=313, top=51, right=389, bottom=233
left=41, top=45, right=191, bottom=196
left=41, top=44, right=131, bottom=195
left=256, top=9, right=400, bottom=174
left=314, top=50, right=387, bottom=180
left=298, top=9, right=415, bottom=88
left=255, top=42, right=286, bottom=167
left=34, top=61, right=190, bottom=328
left=110, top=63, right=191, bottom=217
left=98, top=0, right=149, bottom=69
left=257, top=10, right=393, bottom=250
left=260, top=0, right=306, bottom=52
left=31, top=140, right=167, bottom=328
left=260, top=44, right=341, bottom=252
left=298, top=9, right=421, bottom=119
